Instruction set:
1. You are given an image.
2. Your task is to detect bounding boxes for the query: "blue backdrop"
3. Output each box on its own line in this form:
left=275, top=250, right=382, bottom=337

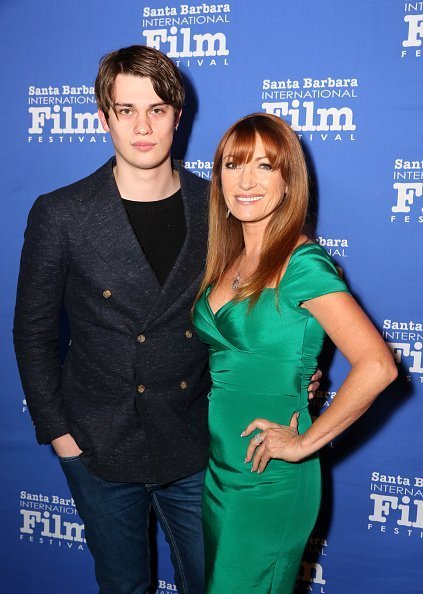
left=1, top=1, right=422, bottom=593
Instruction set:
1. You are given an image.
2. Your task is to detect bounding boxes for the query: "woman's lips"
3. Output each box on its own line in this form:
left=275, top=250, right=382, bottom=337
left=235, top=195, right=264, bottom=204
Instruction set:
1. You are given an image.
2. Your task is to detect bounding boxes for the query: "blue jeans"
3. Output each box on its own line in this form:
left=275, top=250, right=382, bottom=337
left=59, top=456, right=205, bottom=594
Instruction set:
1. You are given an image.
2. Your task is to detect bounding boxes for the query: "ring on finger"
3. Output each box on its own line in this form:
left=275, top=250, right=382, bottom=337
left=253, top=432, right=264, bottom=445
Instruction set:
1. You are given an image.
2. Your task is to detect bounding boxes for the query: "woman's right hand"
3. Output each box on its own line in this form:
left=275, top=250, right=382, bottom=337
left=51, top=434, right=82, bottom=457
left=242, top=413, right=304, bottom=473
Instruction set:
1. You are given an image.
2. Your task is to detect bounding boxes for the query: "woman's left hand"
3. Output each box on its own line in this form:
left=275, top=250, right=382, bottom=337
left=242, top=413, right=304, bottom=473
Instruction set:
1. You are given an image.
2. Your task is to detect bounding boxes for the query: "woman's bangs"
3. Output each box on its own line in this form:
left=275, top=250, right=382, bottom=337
left=258, top=126, right=289, bottom=174
left=224, top=121, right=288, bottom=176
left=223, top=124, right=259, bottom=165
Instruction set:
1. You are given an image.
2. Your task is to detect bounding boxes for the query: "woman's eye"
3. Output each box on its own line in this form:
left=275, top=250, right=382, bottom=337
left=224, top=162, right=238, bottom=170
left=259, top=163, right=272, bottom=171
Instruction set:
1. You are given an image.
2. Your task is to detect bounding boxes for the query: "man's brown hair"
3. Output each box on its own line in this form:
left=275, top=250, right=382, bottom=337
left=95, top=45, right=184, bottom=120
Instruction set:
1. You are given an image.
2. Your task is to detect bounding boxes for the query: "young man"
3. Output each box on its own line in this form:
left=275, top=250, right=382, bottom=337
left=14, top=46, right=320, bottom=594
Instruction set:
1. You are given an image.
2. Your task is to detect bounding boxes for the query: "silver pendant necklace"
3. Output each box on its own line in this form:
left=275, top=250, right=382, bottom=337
left=231, top=273, right=241, bottom=292
left=231, top=250, right=260, bottom=292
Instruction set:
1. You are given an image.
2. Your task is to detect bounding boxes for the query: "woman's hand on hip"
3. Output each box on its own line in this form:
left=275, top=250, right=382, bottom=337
left=241, top=413, right=304, bottom=472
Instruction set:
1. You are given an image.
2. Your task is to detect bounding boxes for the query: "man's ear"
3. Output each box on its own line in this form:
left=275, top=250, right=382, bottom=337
left=98, top=109, right=110, bottom=132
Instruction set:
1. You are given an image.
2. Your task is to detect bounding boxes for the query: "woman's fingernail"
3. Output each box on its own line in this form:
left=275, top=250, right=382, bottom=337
left=240, top=432, right=245, bottom=437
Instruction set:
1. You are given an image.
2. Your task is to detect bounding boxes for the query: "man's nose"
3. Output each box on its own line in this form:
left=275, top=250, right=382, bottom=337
left=134, top=113, right=152, bottom=135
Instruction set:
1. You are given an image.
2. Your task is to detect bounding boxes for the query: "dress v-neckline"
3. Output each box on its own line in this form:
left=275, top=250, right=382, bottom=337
left=205, top=285, right=234, bottom=318
left=206, top=242, right=313, bottom=317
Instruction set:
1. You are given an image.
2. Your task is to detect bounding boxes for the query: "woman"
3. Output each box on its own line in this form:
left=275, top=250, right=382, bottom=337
left=192, top=113, right=397, bottom=593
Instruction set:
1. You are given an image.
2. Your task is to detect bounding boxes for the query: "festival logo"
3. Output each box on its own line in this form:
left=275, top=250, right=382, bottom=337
left=401, top=2, right=423, bottom=59
left=382, top=318, right=423, bottom=383
left=142, top=3, right=231, bottom=68
left=27, top=84, right=107, bottom=145
left=368, top=470, right=423, bottom=539
left=261, top=76, right=358, bottom=143
left=315, top=236, right=349, bottom=259
left=180, top=157, right=213, bottom=179
left=296, top=535, right=328, bottom=593
left=390, top=158, right=423, bottom=224
left=310, top=390, right=336, bottom=419
left=156, top=580, right=178, bottom=594
left=19, top=489, right=86, bottom=552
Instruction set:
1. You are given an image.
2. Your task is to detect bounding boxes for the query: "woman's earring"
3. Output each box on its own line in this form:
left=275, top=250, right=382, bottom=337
left=226, top=208, right=231, bottom=219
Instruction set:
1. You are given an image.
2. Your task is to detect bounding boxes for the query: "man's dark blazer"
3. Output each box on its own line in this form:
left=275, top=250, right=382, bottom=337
left=13, top=159, right=211, bottom=483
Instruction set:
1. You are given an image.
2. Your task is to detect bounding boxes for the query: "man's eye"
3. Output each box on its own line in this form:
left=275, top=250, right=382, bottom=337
left=151, top=107, right=165, bottom=114
left=119, top=109, right=132, bottom=116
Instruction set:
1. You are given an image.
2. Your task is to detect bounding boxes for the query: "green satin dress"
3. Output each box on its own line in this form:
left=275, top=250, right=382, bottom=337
left=193, top=244, right=350, bottom=594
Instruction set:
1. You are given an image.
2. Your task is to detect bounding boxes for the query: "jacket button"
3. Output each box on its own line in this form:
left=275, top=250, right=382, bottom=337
left=102, top=289, right=112, bottom=299
left=180, top=380, right=188, bottom=390
left=137, top=334, right=146, bottom=343
left=137, top=384, right=146, bottom=394
left=185, top=330, right=193, bottom=339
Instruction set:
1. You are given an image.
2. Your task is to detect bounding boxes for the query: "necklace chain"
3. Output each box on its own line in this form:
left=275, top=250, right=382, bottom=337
left=231, top=250, right=260, bottom=292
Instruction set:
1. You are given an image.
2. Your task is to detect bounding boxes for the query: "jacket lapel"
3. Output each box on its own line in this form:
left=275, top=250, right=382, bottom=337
left=73, top=158, right=161, bottom=303
left=72, top=158, right=208, bottom=329
left=142, top=162, right=208, bottom=329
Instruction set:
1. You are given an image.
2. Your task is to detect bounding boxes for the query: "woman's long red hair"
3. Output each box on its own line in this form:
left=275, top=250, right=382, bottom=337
left=196, top=113, right=309, bottom=308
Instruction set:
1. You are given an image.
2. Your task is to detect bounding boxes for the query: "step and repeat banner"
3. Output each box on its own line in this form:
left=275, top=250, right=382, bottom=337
left=1, top=1, right=421, bottom=593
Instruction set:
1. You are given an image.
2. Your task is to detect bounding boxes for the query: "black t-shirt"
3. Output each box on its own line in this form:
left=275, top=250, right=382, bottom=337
left=122, top=189, right=186, bottom=286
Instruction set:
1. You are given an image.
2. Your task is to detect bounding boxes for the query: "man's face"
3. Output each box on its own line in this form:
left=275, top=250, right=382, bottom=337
left=98, top=74, right=180, bottom=172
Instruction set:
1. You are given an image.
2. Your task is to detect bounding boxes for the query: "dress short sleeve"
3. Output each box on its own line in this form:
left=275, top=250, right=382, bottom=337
left=285, top=243, right=350, bottom=308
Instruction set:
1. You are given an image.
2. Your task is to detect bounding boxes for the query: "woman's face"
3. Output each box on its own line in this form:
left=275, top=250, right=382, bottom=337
left=221, top=134, right=287, bottom=226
